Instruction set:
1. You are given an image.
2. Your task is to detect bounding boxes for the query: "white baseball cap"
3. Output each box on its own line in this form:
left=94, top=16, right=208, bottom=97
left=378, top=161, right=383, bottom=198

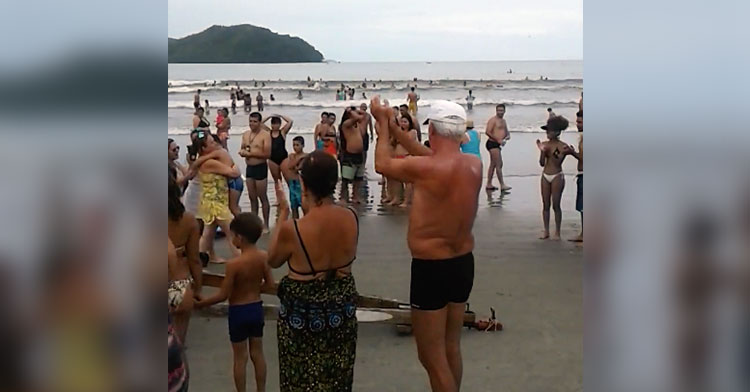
left=422, top=100, right=467, bottom=125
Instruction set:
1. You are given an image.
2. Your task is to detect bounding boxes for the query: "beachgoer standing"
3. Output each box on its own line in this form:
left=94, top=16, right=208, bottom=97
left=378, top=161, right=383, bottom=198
left=297, top=90, right=303, bottom=100
left=191, top=132, right=241, bottom=261
left=192, top=107, right=210, bottom=132
left=358, top=103, right=374, bottom=167
left=536, top=115, right=572, bottom=240
left=243, top=93, right=253, bottom=112
left=168, top=177, right=203, bottom=344
left=193, top=89, right=201, bottom=110
left=257, top=92, right=264, bottom=111
left=460, top=120, right=482, bottom=163
left=570, top=110, right=583, bottom=242
left=339, top=107, right=366, bottom=204
left=407, top=87, right=419, bottom=116
left=485, top=104, right=512, bottom=191
left=466, top=90, right=475, bottom=111
left=372, top=98, right=481, bottom=392
left=263, top=114, right=294, bottom=184
left=268, top=152, right=360, bottom=391
left=279, top=136, right=308, bottom=219
left=313, top=112, right=330, bottom=151
left=195, top=213, right=275, bottom=392
left=240, top=112, right=272, bottom=233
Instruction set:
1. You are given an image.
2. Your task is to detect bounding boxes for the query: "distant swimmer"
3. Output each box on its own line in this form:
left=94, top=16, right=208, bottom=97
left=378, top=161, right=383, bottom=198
left=336, top=90, right=342, bottom=101
left=463, top=80, right=467, bottom=87
left=508, top=68, right=513, bottom=73
left=362, top=92, right=367, bottom=99
left=231, top=94, right=237, bottom=114
left=269, top=94, right=275, bottom=102
left=262, top=82, right=266, bottom=87
left=372, top=83, right=376, bottom=88
left=466, top=90, right=475, bottom=111
left=194, top=89, right=201, bottom=110
left=254, top=81, right=258, bottom=87
left=407, top=87, right=419, bottom=115
left=297, top=90, right=303, bottom=100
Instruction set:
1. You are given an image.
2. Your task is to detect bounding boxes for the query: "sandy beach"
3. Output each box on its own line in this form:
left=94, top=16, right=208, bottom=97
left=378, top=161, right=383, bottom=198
left=184, top=138, right=583, bottom=391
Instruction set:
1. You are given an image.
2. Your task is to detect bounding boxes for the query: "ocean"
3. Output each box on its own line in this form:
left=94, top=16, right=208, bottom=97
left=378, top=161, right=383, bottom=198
left=168, top=60, right=582, bottom=136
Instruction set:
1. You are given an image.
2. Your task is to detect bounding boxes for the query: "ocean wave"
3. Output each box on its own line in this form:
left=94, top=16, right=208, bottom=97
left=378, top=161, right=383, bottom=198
left=168, top=97, right=579, bottom=110
left=168, top=83, right=582, bottom=95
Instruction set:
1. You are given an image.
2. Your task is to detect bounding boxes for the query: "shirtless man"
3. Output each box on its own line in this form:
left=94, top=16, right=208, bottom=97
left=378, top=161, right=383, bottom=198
left=240, top=112, right=272, bottom=232
left=339, top=107, right=366, bottom=204
left=372, top=97, right=481, bottom=392
left=485, top=104, right=512, bottom=191
left=569, top=110, right=583, bottom=242
left=407, top=87, right=419, bottom=116
left=193, top=89, right=201, bottom=110
left=358, top=103, right=374, bottom=166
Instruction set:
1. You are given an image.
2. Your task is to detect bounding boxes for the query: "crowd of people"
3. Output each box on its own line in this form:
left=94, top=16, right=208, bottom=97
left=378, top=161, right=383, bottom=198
left=167, top=91, right=583, bottom=391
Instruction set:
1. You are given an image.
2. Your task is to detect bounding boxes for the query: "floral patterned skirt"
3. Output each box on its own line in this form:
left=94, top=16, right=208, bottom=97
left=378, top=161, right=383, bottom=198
left=277, top=275, right=358, bottom=391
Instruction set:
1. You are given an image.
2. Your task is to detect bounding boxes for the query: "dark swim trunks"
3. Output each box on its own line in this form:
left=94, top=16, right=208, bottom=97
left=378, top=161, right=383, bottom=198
left=576, top=174, right=583, bottom=212
left=228, top=301, right=264, bottom=342
left=485, top=139, right=501, bottom=151
left=410, top=252, right=474, bottom=311
left=246, top=162, right=268, bottom=181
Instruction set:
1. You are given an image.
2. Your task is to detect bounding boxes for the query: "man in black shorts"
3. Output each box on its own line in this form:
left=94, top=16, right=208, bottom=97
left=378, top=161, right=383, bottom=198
left=240, top=112, right=272, bottom=232
left=372, top=98, right=481, bottom=392
left=485, top=103, right=511, bottom=191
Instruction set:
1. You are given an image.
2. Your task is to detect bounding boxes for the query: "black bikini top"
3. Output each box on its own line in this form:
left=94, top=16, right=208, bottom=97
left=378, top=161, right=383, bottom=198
left=289, top=207, right=359, bottom=277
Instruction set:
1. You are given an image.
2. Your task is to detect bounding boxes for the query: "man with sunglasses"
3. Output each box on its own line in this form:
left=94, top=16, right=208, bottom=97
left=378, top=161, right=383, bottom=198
left=169, top=138, right=190, bottom=189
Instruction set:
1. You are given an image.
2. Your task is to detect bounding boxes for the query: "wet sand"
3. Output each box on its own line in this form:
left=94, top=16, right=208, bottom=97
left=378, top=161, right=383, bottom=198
left=185, top=166, right=583, bottom=391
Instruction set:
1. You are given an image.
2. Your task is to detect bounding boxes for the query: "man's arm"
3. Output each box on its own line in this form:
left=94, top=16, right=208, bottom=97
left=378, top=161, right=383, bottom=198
left=485, top=118, right=495, bottom=140
left=268, top=181, right=292, bottom=268
left=501, top=119, right=510, bottom=141
left=374, top=116, right=429, bottom=183
left=196, top=263, right=235, bottom=308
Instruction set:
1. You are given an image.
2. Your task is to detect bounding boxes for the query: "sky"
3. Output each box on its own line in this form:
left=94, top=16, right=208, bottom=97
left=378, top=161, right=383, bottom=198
left=168, top=0, right=582, bottom=62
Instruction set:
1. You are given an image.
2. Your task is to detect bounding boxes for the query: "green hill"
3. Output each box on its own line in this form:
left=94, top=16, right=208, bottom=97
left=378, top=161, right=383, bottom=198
left=168, top=25, right=324, bottom=63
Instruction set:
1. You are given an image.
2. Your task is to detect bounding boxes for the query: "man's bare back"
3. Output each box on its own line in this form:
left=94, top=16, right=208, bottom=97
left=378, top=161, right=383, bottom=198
left=406, top=153, right=481, bottom=259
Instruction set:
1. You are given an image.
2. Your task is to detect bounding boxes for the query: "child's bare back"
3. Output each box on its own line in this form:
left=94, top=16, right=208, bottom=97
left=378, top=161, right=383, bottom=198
left=227, top=248, right=271, bottom=305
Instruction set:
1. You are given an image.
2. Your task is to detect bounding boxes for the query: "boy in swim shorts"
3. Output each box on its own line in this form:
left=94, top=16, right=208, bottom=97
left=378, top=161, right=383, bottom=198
left=280, top=136, right=308, bottom=219
left=195, top=213, right=276, bottom=392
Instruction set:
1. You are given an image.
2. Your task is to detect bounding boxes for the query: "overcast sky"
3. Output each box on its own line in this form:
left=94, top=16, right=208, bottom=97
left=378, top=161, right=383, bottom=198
left=168, top=0, right=582, bottom=62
